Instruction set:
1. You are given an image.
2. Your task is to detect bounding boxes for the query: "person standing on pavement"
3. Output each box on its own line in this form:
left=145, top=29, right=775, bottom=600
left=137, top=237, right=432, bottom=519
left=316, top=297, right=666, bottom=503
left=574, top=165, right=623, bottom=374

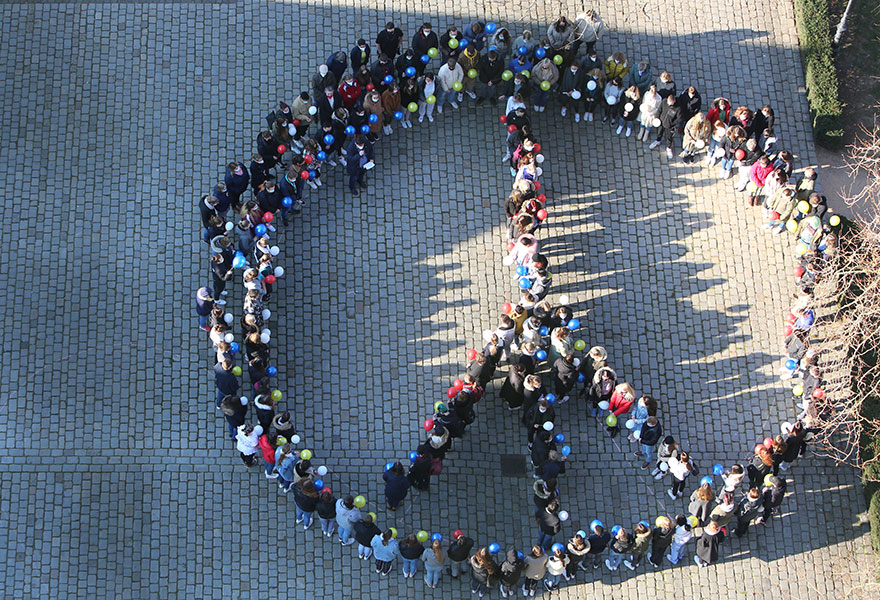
left=477, top=49, right=504, bottom=105
left=412, top=23, right=439, bottom=75
left=355, top=514, right=381, bottom=559
left=536, top=499, right=561, bottom=550
left=235, top=423, right=262, bottom=467
left=498, top=547, right=524, bottom=597
left=316, top=490, right=337, bottom=538
left=220, top=394, right=247, bottom=441
left=469, top=547, right=499, bottom=598
left=335, top=495, right=361, bottom=546
left=371, top=530, right=400, bottom=576
left=522, top=545, right=547, bottom=597
left=345, top=134, right=374, bottom=196
left=399, top=534, right=424, bottom=579
left=447, top=529, right=474, bottom=579
left=292, top=477, right=319, bottom=530
left=436, top=57, right=463, bottom=114
left=383, top=461, right=411, bottom=510
left=648, top=516, right=674, bottom=568
left=195, top=286, right=214, bottom=331
left=376, top=21, right=404, bottom=59
left=649, top=93, right=683, bottom=159
left=635, top=415, right=663, bottom=469
left=421, top=539, right=447, bottom=589
left=214, top=359, right=239, bottom=408
left=224, top=161, right=250, bottom=211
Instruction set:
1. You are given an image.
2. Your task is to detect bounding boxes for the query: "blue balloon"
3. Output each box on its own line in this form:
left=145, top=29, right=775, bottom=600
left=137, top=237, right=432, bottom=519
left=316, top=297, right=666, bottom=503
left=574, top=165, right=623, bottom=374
left=255, top=224, right=267, bottom=236
left=551, top=542, right=565, bottom=553
left=307, top=170, right=316, bottom=180
left=516, top=550, right=524, bottom=559
left=409, top=451, right=419, bottom=462
left=611, top=525, right=621, bottom=536
left=316, top=151, right=327, bottom=161
left=561, top=445, right=571, bottom=457
left=700, top=476, right=714, bottom=487
left=368, top=113, right=379, bottom=124
left=266, top=366, right=278, bottom=377
left=405, top=66, right=416, bottom=77
left=420, top=54, right=430, bottom=63
left=344, top=125, right=356, bottom=136
left=232, top=252, right=247, bottom=268
left=538, top=326, right=550, bottom=336
left=577, top=373, right=586, bottom=383
left=576, top=530, right=587, bottom=538
left=229, top=342, right=239, bottom=354
left=485, top=22, right=497, bottom=34
left=360, top=124, right=370, bottom=134
left=282, top=196, right=292, bottom=207
left=554, top=433, right=565, bottom=443
left=488, top=543, right=501, bottom=554
left=545, top=396, right=555, bottom=405
left=784, top=359, right=797, bottom=370
left=458, top=38, right=469, bottom=49
left=516, top=265, right=528, bottom=276
left=544, top=393, right=556, bottom=402
left=518, top=45, right=528, bottom=56
left=713, top=463, right=724, bottom=475
left=313, top=479, right=324, bottom=489
left=590, top=520, right=603, bottom=532
left=536, top=350, right=547, bottom=361
left=323, top=133, right=334, bottom=145
left=431, top=533, right=443, bottom=541
left=518, top=277, right=531, bottom=289
left=639, top=520, right=650, bottom=529
left=393, top=110, right=404, bottom=121
left=567, top=318, right=580, bottom=331
left=383, top=74, right=394, bottom=84
left=384, top=461, right=394, bottom=471
left=535, top=47, right=546, bottom=59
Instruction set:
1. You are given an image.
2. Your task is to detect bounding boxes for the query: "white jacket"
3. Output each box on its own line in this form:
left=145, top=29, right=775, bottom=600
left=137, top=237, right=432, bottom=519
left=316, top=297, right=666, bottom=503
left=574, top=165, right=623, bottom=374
left=437, top=63, right=464, bottom=91
left=668, top=455, right=692, bottom=481
left=236, top=425, right=263, bottom=454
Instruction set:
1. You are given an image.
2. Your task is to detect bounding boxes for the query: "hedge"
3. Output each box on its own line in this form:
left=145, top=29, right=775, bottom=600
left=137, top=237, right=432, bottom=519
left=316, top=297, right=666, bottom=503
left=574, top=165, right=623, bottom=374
left=792, top=0, right=844, bottom=149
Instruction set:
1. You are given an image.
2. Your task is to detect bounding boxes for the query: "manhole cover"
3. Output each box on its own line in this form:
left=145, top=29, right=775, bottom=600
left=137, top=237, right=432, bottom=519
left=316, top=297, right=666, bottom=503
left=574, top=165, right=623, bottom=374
left=500, top=454, right=528, bottom=477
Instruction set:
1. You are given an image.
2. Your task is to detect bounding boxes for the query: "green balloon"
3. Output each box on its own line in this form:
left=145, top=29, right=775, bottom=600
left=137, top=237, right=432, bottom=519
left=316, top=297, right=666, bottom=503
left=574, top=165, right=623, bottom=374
left=605, top=414, right=618, bottom=427
left=553, top=54, right=563, bottom=65
left=426, top=94, right=436, bottom=104
left=427, top=47, right=439, bottom=58
left=452, top=81, right=463, bottom=91
left=501, top=69, right=513, bottom=81
left=448, top=38, right=459, bottom=49
left=416, top=530, right=430, bottom=542
left=467, top=68, right=478, bottom=79
left=408, top=102, right=418, bottom=112
left=540, top=80, right=551, bottom=91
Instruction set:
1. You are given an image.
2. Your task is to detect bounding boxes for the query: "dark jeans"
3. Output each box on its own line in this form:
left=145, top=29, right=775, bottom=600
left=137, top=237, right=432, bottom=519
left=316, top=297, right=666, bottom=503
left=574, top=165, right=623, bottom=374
left=212, top=274, right=226, bottom=296
left=671, top=478, right=687, bottom=495
left=734, top=515, right=751, bottom=537
left=656, top=125, right=675, bottom=148
left=348, top=170, right=365, bottom=192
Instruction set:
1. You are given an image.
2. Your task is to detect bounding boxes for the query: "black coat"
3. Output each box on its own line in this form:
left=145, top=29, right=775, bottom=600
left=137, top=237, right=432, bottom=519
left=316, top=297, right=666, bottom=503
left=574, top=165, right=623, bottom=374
left=350, top=45, right=371, bottom=72
left=677, top=90, right=702, bottom=120
left=500, top=366, right=526, bottom=408
left=292, top=485, right=319, bottom=512
left=383, top=471, right=411, bottom=504
left=199, top=196, right=219, bottom=228
left=448, top=536, right=474, bottom=561
left=551, top=357, right=578, bottom=395
left=658, top=100, right=683, bottom=130
left=411, top=30, right=439, bottom=57
left=224, top=163, right=250, bottom=197
left=354, top=520, right=381, bottom=546
left=695, top=529, right=724, bottom=564
left=317, top=92, right=342, bottom=127
left=214, top=362, right=239, bottom=395
left=478, top=55, right=504, bottom=84
left=256, top=186, right=282, bottom=213
left=376, top=27, right=404, bottom=58
left=650, top=526, right=674, bottom=556
left=640, top=422, right=663, bottom=447
left=316, top=497, right=336, bottom=520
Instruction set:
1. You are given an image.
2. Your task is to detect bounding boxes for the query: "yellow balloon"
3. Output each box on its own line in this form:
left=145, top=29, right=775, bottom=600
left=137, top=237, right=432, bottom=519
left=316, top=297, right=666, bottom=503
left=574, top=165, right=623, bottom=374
left=232, top=366, right=242, bottom=376
left=354, top=495, right=367, bottom=508
left=792, top=384, right=804, bottom=396
left=300, top=449, right=312, bottom=460
left=276, top=436, right=287, bottom=446
left=390, top=527, right=398, bottom=538
left=794, top=243, right=808, bottom=257
left=785, top=219, right=798, bottom=233
left=368, top=511, right=377, bottom=522
left=574, top=340, right=586, bottom=351
left=797, top=200, right=810, bottom=214
left=829, top=214, right=841, bottom=226
left=416, top=530, right=430, bottom=542
left=687, top=515, right=699, bottom=528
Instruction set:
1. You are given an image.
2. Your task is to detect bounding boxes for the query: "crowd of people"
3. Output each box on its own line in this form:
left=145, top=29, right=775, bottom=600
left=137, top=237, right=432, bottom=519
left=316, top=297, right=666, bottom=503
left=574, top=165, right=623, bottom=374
left=195, top=10, right=843, bottom=597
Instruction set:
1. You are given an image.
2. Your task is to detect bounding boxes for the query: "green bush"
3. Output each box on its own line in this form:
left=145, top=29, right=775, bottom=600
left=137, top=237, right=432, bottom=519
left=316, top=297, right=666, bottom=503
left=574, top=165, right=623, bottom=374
left=792, top=0, right=844, bottom=149
left=863, top=396, right=880, bottom=553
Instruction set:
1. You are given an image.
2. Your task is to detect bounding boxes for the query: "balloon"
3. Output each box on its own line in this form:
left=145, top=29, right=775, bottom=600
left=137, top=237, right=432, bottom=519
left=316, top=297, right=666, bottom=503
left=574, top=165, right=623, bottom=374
left=518, top=277, right=531, bottom=289
left=502, top=302, right=513, bottom=314
left=659, top=462, right=669, bottom=472
left=277, top=144, right=286, bottom=154
left=266, top=366, right=277, bottom=377
left=420, top=54, right=430, bottom=64
left=282, top=196, right=292, bottom=207
left=533, top=181, right=541, bottom=190
left=459, top=38, right=469, bottom=48
left=611, top=525, right=621, bottom=536
left=300, top=449, right=312, bottom=460
left=507, top=124, right=518, bottom=133
left=424, top=418, right=434, bottom=432
left=255, top=224, right=267, bottom=236
left=303, top=154, right=313, bottom=165
left=783, top=324, right=793, bottom=337
left=567, top=319, right=580, bottom=331
left=501, top=69, right=513, bottom=81
left=605, top=414, right=618, bottom=427
left=545, top=394, right=556, bottom=405
left=417, top=530, right=429, bottom=542
left=366, top=83, right=375, bottom=91
left=558, top=511, right=569, bottom=522
left=700, top=475, right=713, bottom=487
left=393, top=110, right=404, bottom=120
left=451, top=379, right=464, bottom=392
left=535, top=47, right=546, bottom=59
left=542, top=421, right=554, bottom=431
left=485, top=22, right=497, bottom=34
left=360, top=124, right=370, bottom=134
left=368, top=113, right=379, bottom=124
left=271, top=389, right=282, bottom=401
left=797, top=200, right=811, bottom=214
left=427, top=47, right=439, bottom=58
left=793, top=266, right=804, bottom=277
left=488, top=543, right=501, bottom=554
left=353, top=495, right=366, bottom=508
left=232, top=252, right=247, bottom=269
left=553, top=54, right=563, bottom=65
left=570, top=90, right=582, bottom=100
left=345, top=125, right=356, bottom=136
left=784, top=359, right=797, bottom=370
left=467, top=68, right=478, bottom=79
left=540, top=80, right=551, bottom=91
left=434, top=400, right=445, bottom=412
left=276, top=436, right=287, bottom=446
left=536, top=208, right=548, bottom=220
left=447, top=387, right=457, bottom=398
left=448, top=38, right=460, bottom=49
left=231, top=366, right=242, bottom=376
left=229, top=342, right=240, bottom=354
left=383, top=74, right=394, bottom=84
left=536, top=350, right=547, bottom=361
left=574, top=340, right=586, bottom=351
left=625, top=419, right=635, bottom=430
left=368, top=512, right=377, bottom=522
left=554, top=433, right=565, bottom=443
left=316, top=151, right=327, bottom=161
left=518, top=45, right=528, bottom=56
left=274, top=266, right=284, bottom=278
left=452, top=81, right=463, bottom=91
left=578, top=373, right=586, bottom=383
left=539, top=326, right=549, bottom=336
left=467, top=349, right=478, bottom=361
left=735, top=149, right=746, bottom=160
left=536, top=167, right=543, bottom=177
left=431, top=533, right=443, bottom=541
left=794, top=242, right=808, bottom=257
left=264, top=275, right=276, bottom=284
left=308, top=106, right=317, bottom=115
left=225, top=222, right=234, bottom=232
left=587, top=80, right=597, bottom=91
left=598, top=401, right=610, bottom=410
left=260, top=332, right=270, bottom=344
left=813, top=387, right=825, bottom=399
left=792, top=384, right=804, bottom=396
left=687, top=516, right=699, bottom=528
left=224, top=333, right=234, bottom=343
left=829, top=214, right=841, bottom=226
left=290, top=434, right=301, bottom=444
left=261, top=212, right=274, bottom=225
left=516, top=265, right=528, bottom=276
left=239, top=396, right=248, bottom=406
left=536, top=153, right=545, bottom=164
left=384, top=461, right=394, bottom=471
left=405, top=66, right=416, bottom=77
left=713, top=464, right=724, bottom=475
left=269, top=245, right=280, bottom=256
left=763, top=437, right=774, bottom=449
left=754, top=444, right=764, bottom=455
left=323, top=133, right=334, bottom=145
left=223, top=313, right=233, bottom=324
left=313, top=479, right=324, bottom=489
left=408, top=102, right=419, bottom=113
left=558, top=294, right=568, bottom=305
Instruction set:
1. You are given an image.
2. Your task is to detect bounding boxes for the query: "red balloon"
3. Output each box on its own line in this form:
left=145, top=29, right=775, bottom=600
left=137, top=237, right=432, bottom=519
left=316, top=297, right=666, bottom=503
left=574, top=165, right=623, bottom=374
left=292, top=118, right=301, bottom=127
left=507, top=124, right=518, bottom=133
left=265, top=275, right=276, bottom=284
left=783, top=324, right=793, bottom=337
left=499, top=115, right=507, bottom=123
left=786, top=313, right=797, bottom=324
left=534, top=181, right=541, bottom=190
left=763, top=437, right=774, bottom=449
left=537, top=193, right=546, bottom=202
left=735, top=149, right=746, bottom=160
left=507, top=241, right=515, bottom=251
left=467, top=349, right=478, bottom=361
left=263, top=211, right=274, bottom=223
left=771, top=211, right=781, bottom=221
left=366, top=83, right=375, bottom=91
left=793, top=266, right=804, bottom=277
left=300, top=170, right=310, bottom=179
left=812, top=387, right=825, bottom=399
left=454, top=379, right=464, bottom=391
left=502, top=302, right=512, bottom=314
left=754, top=444, right=764, bottom=455
left=536, top=209, right=548, bottom=220
left=277, top=144, right=287, bottom=154
left=321, top=487, right=331, bottom=494
left=447, top=387, right=457, bottom=398
left=533, top=143, right=542, bottom=152
left=303, top=154, right=314, bottom=164
left=424, top=418, right=434, bottom=432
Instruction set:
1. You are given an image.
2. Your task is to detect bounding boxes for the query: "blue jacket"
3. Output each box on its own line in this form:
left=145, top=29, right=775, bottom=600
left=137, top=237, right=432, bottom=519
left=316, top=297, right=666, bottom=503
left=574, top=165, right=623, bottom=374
left=350, top=45, right=371, bottom=72
left=383, top=472, right=411, bottom=504
left=345, top=140, right=374, bottom=175
left=275, top=449, right=296, bottom=481
left=195, top=288, right=213, bottom=316
left=224, top=163, right=250, bottom=196
left=370, top=536, right=400, bottom=562
left=214, top=362, right=239, bottom=395
left=213, top=184, right=231, bottom=213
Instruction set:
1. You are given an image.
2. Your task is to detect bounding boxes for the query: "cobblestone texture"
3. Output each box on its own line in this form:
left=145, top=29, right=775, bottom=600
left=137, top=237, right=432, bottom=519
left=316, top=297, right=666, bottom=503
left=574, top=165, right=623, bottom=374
left=0, top=1, right=874, bottom=599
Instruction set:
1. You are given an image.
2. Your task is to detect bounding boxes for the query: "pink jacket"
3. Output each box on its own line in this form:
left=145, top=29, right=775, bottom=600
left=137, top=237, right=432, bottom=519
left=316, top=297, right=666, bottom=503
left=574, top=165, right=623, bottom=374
left=750, top=161, right=773, bottom=187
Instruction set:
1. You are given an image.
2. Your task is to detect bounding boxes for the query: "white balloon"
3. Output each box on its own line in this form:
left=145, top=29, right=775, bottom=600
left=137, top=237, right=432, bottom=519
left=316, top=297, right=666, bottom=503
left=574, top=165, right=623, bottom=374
left=625, top=419, right=635, bottom=430
left=482, top=330, right=494, bottom=343
left=224, top=222, right=234, bottom=231
left=536, top=167, right=543, bottom=177
left=308, top=105, right=318, bottom=115
left=317, top=465, right=328, bottom=476
left=535, top=153, right=545, bottom=164
left=261, top=328, right=270, bottom=337
left=223, top=313, right=233, bottom=324
left=570, top=90, right=581, bottom=100
left=224, top=333, right=234, bottom=343
left=542, top=421, right=554, bottom=431
left=624, top=102, right=634, bottom=112
left=262, top=309, right=271, bottom=320
left=291, top=434, right=302, bottom=444
left=573, top=358, right=581, bottom=368
left=598, top=401, right=609, bottom=410
left=659, top=461, right=669, bottom=472
left=240, top=396, right=248, bottom=406
left=652, top=118, right=662, bottom=128
left=586, top=80, right=597, bottom=91
left=260, top=332, right=270, bottom=344
left=270, top=245, right=280, bottom=256
left=558, top=295, right=570, bottom=306
left=781, top=421, right=793, bottom=435
left=559, top=510, right=569, bottom=521
left=633, top=429, right=641, bottom=440
left=274, top=266, right=284, bottom=278
left=605, top=96, right=617, bottom=105
left=695, top=140, right=706, bottom=149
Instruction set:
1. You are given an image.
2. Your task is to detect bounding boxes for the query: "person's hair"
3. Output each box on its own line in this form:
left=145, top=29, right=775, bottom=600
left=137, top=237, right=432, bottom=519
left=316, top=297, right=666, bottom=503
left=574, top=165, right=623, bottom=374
left=772, top=436, right=788, bottom=455
left=643, top=395, right=658, bottom=415
left=611, top=51, right=625, bottom=63
left=730, top=464, right=744, bottom=475
left=615, top=527, right=628, bottom=539
left=432, top=539, right=444, bottom=562
left=531, top=544, right=544, bottom=556
left=277, top=443, right=294, bottom=463
left=705, top=521, right=720, bottom=534
left=646, top=416, right=658, bottom=426
left=675, top=514, right=687, bottom=527
left=320, top=490, right=332, bottom=503
left=655, top=515, right=672, bottom=529
left=697, top=483, right=715, bottom=501
left=227, top=161, right=239, bottom=171
left=380, top=529, right=393, bottom=544
left=299, top=477, right=318, bottom=497
left=634, top=522, right=649, bottom=534
left=659, top=71, right=671, bottom=82
left=390, top=461, right=404, bottom=475
left=473, top=547, right=496, bottom=570
left=343, top=495, right=354, bottom=508
left=500, top=314, right=514, bottom=326
left=546, top=499, right=558, bottom=512
left=572, top=534, right=586, bottom=549
left=748, top=487, right=761, bottom=499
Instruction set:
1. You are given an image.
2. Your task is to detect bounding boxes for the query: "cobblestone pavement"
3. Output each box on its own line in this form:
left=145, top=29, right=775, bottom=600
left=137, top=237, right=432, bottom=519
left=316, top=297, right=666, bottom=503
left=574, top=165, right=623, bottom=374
left=0, top=1, right=874, bottom=599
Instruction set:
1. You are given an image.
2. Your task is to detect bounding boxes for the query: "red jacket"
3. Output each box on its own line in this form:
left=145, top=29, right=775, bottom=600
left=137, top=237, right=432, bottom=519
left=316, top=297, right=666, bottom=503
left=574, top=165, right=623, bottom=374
left=706, top=105, right=730, bottom=126
left=259, top=434, right=276, bottom=463
left=608, top=390, right=633, bottom=416
left=338, top=80, right=362, bottom=109
left=750, top=161, right=773, bottom=187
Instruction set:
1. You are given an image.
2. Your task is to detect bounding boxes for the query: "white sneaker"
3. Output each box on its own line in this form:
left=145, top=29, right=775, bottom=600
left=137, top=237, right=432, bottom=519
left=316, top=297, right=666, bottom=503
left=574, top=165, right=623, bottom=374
left=626, top=127, right=632, bottom=137
left=338, top=156, right=347, bottom=166
left=315, top=178, right=322, bottom=187
left=616, top=125, right=623, bottom=135
left=418, top=116, right=424, bottom=123
left=265, top=472, right=278, bottom=479
left=559, top=395, right=570, bottom=404
left=457, top=92, right=463, bottom=102
left=215, top=299, right=227, bottom=306
left=307, top=180, right=318, bottom=190
left=666, top=148, right=673, bottom=159
left=667, top=489, right=676, bottom=500
left=220, top=290, right=228, bottom=296
left=623, top=560, right=635, bottom=571
left=649, top=140, right=660, bottom=149
left=267, top=225, right=276, bottom=232
left=467, top=91, right=476, bottom=99
left=502, top=153, right=511, bottom=163
left=427, top=114, right=433, bottom=122
left=561, top=107, right=567, bottom=117
left=588, top=112, right=594, bottom=121
left=291, top=139, right=304, bottom=151
left=450, top=101, right=459, bottom=109
left=574, top=113, right=581, bottom=122
left=326, top=158, right=337, bottom=166
left=437, top=105, right=443, bottom=114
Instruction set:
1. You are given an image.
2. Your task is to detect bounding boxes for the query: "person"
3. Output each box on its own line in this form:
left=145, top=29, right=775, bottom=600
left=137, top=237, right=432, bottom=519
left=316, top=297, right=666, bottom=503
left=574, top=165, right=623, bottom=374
left=235, top=423, right=262, bottom=467
left=524, top=399, right=554, bottom=445
left=586, top=522, right=610, bottom=568
left=439, top=25, right=464, bottom=60
left=399, top=534, right=424, bottom=579
left=530, top=55, right=559, bottom=112
left=224, top=161, right=250, bottom=210
left=563, top=533, right=589, bottom=580
left=587, top=366, right=616, bottom=416
left=756, top=476, right=787, bottom=524
left=733, top=487, right=763, bottom=537
left=668, top=451, right=695, bottom=499
left=412, top=22, right=439, bottom=74
left=618, top=85, right=641, bottom=136
left=376, top=21, right=404, bottom=58
left=649, top=94, right=683, bottom=159
left=370, top=529, right=399, bottom=576
left=688, top=479, right=715, bottom=526
left=709, top=491, right=737, bottom=529
left=536, top=499, right=561, bottom=550
left=407, top=447, right=432, bottom=491
left=558, top=62, right=586, bottom=121
left=572, top=10, right=605, bottom=53
left=477, top=49, right=504, bottom=105
left=383, top=461, right=411, bottom=510
left=335, top=495, right=361, bottom=545
left=780, top=421, right=806, bottom=470
left=258, top=430, right=277, bottom=479
left=345, top=135, right=374, bottom=196
left=522, top=545, right=547, bottom=597
left=636, top=415, right=662, bottom=469
left=220, top=394, right=247, bottom=441
left=544, top=545, right=569, bottom=591
left=550, top=353, right=578, bottom=403
left=604, top=526, right=632, bottom=571
left=498, top=547, right=524, bottom=597
left=648, top=516, right=674, bottom=568
left=747, top=446, right=774, bottom=489
left=436, top=57, right=463, bottom=113
left=637, top=83, right=662, bottom=142
left=354, top=514, right=381, bottom=559
left=622, top=522, right=652, bottom=571
left=292, top=477, right=319, bottom=530
left=271, top=411, right=294, bottom=441
left=694, top=521, right=725, bottom=567
left=196, top=287, right=214, bottom=331
left=274, top=443, right=296, bottom=493
left=469, top=547, right=498, bottom=598
left=210, top=251, right=234, bottom=301
left=316, top=490, right=337, bottom=538
left=252, top=391, right=274, bottom=436
left=417, top=71, right=438, bottom=123
left=682, top=112, right=711, bottom=163
left=421, top=539, right=447, bottom=588
left=666, top=514, right=693, bottom=564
